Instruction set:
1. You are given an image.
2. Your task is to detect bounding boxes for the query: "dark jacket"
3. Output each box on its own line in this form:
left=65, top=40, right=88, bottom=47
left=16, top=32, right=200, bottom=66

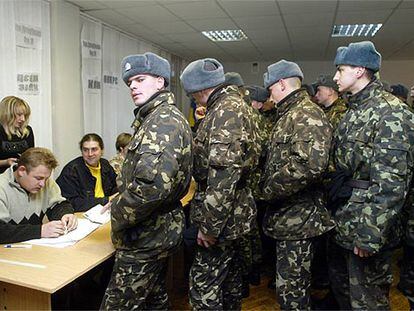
left=56, top=156, right=118, bottom=212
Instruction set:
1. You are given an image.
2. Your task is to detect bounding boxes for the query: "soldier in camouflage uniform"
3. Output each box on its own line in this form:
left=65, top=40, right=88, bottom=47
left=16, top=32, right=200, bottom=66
left=101, top=52, right=193, bottom=310
left=180, top=59, right=261, bottom=310
left=109, top=132, right=132, bottom=175
left=224, top=73, right=264, bottom=294
left=329, top=41, right=414, bottom=310
left=262, top=60, right=335, bottom=310
left=314, top=74, right=348, bottom=130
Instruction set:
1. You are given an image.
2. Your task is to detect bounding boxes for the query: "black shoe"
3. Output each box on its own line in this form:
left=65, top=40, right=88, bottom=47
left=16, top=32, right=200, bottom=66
left=249, top=270, right=261, bottom=286
left=242, top=277, right=250, bottom=298
left=311, top=290, right=339, bottom=310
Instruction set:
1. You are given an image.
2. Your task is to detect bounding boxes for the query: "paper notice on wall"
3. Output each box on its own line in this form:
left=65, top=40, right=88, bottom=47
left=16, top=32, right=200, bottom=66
left=82, top=40, right=102, bottom=59
left=103, top=72, right=119, bottom=89
left=17, top=72, right=40, bottom=95
left=86, top=75, right=101, bottom=94
left=15, top=23, right=42, bottom=50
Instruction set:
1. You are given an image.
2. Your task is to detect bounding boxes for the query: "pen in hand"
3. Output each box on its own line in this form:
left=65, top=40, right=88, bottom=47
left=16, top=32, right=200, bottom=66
left=4, top=244, right=32, bottom=249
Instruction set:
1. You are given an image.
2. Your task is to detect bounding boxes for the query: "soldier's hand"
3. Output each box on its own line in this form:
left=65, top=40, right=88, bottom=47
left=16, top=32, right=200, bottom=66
left=101, top=192, right=119, bottom=214
left=353, top=246, right=372, bottom=258
left=197, top=230, right=217, bottom=248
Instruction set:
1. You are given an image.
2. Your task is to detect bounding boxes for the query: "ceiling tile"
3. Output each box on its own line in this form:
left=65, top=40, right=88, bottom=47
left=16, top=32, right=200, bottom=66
left=187, top=18, right=238, bottom=31
left=278, top=0, right=338, bottom=14
left=145, top=21, right=196, bottom=34
left=335, top=9, right=392, bottom=24
left=338, top=0, right=400, bottom=11
left=399, top=0, right=414, bottom=9
left=97, top=1, right=156, bottom=9
left=87, top=9, right=135, bottom=26
left=218, top=0, right=279, bottom=17
left=116, top=5, right=181, bottom=23
left=386, top=8, right=414, bottom=24
left=234, top=16, right=284, bottom=31
left=163, top=1, right=228, bottom=19
left=67, top=0, right=106, bottom=10
left=284, top=13, right=334, bottom=28
left=164, top=32, right=207, bottom=43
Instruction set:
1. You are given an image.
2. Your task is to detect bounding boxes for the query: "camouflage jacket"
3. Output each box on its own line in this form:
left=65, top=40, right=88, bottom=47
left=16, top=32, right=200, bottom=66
left=323, top=97, right=348, bottom=130
left=110, top=91, right=193, bottom=259
left=109, top=152, right=124, bottom=176
left=332, top=79, right=414, bottom=253
left=262, top=89, right=335, bottom=240
left=190, top=85, right=261, bottom=240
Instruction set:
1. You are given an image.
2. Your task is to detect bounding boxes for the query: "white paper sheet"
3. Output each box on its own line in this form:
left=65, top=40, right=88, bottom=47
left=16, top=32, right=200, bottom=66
left=83, top=204, right=110, bottom=224
left=25, top=219, right=100, bottom=248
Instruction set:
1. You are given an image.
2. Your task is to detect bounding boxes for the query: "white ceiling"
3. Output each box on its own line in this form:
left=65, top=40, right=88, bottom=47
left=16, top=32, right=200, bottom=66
left=67, top=0, right=414, bottom=62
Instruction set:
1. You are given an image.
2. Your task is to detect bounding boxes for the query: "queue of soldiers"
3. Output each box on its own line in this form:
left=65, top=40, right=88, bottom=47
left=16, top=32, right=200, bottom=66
left=1, top=39, right=414, bottom=311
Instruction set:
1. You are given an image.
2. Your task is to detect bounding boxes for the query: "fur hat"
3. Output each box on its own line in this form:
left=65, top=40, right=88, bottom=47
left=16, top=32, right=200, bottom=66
left=263, top=59, right=304, bottom=89
left=180, top=58, right=225, bottom=94
left=334, top=41, right=381, bottom=72
left=314, top=74, right=339, bottom=92
left=121, top=52, right=170, bottom=86
left=246, top=85, right=269, bottom=103
left=225, top=72, right=244, bottom=87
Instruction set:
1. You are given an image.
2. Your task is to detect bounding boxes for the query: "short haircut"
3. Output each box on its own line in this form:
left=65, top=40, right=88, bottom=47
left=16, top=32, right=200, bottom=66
left=0, top=96, right=31, bottom=139
left=17, top=147, right=58, bottom=172
left=79, top=133, right=104, bottom=150
left=286, top=77, right=302, bottom=88
left=115, top=133, right=132, bottom=152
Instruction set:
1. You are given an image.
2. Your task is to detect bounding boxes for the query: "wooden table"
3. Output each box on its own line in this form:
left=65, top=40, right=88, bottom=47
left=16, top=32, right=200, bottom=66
left=0, top=222, right=114, bottom=310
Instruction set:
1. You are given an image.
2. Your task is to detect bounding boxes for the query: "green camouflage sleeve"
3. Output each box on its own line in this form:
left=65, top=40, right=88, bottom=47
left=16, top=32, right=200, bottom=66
left=356, top=113, right=412, bottom=253
left=199, top=110, right=244, bottom=238
left=263, top=106, right=332, bottom=200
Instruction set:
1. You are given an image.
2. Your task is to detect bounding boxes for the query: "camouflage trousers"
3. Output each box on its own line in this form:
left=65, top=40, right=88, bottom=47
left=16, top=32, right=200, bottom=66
left=399, top=244, right=414, bottom=304
left=275, top=239, right=314, bottom=311
left=189, top=239, right=243, bottom=310
left=240, top=219, right=263, bottom=276
left=101, top=250, right=169, bottom=310
left=328, top=241, right=393, bottom=310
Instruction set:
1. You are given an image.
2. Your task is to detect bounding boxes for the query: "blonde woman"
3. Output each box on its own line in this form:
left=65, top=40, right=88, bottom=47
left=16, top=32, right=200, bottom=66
left=0, top=96, right=34, bottom=173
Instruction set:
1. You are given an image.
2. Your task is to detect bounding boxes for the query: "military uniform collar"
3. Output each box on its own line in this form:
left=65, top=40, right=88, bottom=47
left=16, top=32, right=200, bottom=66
left=131, top=90, right=174, bottom=129
left=276, top=88, right=308, bottom=117
left=206, top=84, right=239, bottom=109
left=346, top=78, right=382, bottom=110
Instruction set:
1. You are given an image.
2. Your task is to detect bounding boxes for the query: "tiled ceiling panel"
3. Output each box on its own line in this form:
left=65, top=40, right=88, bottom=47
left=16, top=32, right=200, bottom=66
left=67, top=0, right=414, bottom=61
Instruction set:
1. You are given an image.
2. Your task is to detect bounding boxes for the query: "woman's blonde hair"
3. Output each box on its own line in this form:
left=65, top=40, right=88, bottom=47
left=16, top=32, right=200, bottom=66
left=0, top=96, right=31, bottom=140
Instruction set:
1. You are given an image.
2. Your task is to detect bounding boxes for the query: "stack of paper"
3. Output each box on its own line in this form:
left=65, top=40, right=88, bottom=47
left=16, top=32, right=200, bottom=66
left=83, top=204, right=111, bottom=224
left=25, top=219, right=101, bottom=248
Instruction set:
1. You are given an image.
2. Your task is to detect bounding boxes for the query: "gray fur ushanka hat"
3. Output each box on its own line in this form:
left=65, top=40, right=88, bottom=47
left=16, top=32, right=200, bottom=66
left=334, top=41, right=381, bottom=72
left=180, top=58, right=225, bottom=94
left=246, top=85, right=269, bottom=103
left=225, top=72, right=244, bottom=87
left=121, top=52, right=171, bottom=86
left=263, top=59, right=304, bottom=89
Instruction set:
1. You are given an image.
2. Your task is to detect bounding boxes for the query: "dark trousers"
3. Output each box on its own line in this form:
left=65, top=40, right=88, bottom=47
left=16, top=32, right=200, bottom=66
left=328, top=241, right=393, bottom=310
left=399, top=244, right=414, bottom=305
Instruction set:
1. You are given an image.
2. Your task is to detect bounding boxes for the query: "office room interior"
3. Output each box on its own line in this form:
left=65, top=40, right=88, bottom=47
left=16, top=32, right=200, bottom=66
left=1, top=0, right=414, bottom=310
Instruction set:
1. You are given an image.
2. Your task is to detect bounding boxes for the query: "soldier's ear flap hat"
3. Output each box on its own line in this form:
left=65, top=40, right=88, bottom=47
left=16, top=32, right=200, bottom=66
left=314, top=74, right=339, bottom=92
left=180, top=58, right=225, bottom=95
left=121, top=52, right=171, bottom=86
left=246, top=85, right=269, bottom=103
left=334, top=41, right=381, bottom=72
left=225, top=72, right=244, bottom=87
left=263, top=59, right=304, bottom=89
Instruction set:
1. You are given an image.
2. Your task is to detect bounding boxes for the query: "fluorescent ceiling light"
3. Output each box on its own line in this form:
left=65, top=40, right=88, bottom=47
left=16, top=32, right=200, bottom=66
left=202, top=29, right=248, bottom=42
left=331, top=24, right=382, bottom=37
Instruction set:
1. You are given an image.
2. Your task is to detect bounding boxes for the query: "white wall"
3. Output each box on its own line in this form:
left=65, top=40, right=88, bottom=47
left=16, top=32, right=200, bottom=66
left=223, top=60, right=414, bottom=88
left=50, top=0, right=82, bottom=175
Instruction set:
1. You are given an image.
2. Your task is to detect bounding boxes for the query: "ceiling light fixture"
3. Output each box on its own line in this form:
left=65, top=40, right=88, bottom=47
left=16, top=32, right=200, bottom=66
left=331, top=23, right=382, bottom=37
left=202, top=29, right=248, bottom=42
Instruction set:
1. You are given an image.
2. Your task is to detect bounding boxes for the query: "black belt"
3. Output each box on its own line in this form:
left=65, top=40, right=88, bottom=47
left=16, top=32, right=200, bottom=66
left=344, top=179, right=370, bottom=190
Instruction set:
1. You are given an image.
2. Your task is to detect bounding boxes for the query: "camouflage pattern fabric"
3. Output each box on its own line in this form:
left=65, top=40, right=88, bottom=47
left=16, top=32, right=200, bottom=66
left=105, top=90, right=193, bottom=309
left=328, top=241, right=393, bottom=310
left=190, top=84, right=261, bottom=240
left=323, top=97, right=348, bottom=131
left=189, top=239, right=243, bottom=310
left=109, top=152, right=125, bottom=176
left=332, top=79, right=414, bottom=253
left=262, top=88, right=335, bottom=240
left=276, top=239, right=313, bottom=311
left=101, top=250, right=168, bottom=310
